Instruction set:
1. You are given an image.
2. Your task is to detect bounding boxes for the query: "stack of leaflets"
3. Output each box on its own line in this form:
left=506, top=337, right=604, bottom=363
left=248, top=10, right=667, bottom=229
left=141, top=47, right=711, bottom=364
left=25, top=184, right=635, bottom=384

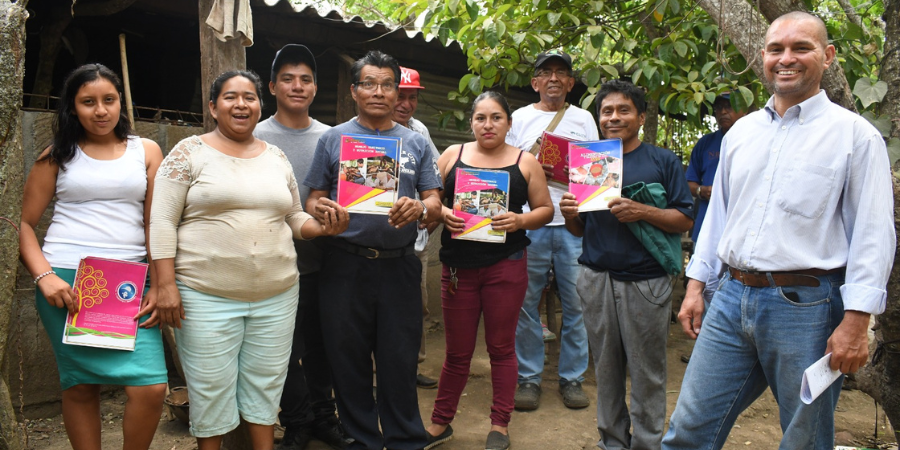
left=568, top=138, right=623, bottom=212
left=537, top=131, right=575, bottom=189
left=63, top=257, right=149, bottom=351
left=337, top=134, right=401, bottom=214
left=451, top=167, right=510, bottom=243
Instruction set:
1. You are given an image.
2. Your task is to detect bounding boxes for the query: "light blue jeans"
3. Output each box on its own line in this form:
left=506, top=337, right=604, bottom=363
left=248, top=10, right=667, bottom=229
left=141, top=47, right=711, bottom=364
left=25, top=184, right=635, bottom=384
left=662, top=271, right=846, bottom=450
left=515, top=225, right=588, bottom=385
left=175, top=281, right=299, bottom=438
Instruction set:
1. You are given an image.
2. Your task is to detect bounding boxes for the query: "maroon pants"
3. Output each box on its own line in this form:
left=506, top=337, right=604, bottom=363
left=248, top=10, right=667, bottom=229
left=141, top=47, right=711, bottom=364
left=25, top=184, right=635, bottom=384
left=430, top=253, right=527, bottom=427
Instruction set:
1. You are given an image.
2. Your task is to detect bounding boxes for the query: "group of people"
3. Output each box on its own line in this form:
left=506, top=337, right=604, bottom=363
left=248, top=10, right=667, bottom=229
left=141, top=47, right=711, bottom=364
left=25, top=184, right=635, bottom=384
left=19, top=10, right=894, bottom=450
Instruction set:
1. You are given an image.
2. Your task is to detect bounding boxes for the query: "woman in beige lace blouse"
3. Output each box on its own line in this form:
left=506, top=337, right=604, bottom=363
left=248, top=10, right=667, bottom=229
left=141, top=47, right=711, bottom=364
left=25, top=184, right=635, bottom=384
left=149, top=70, right=348, bottom=450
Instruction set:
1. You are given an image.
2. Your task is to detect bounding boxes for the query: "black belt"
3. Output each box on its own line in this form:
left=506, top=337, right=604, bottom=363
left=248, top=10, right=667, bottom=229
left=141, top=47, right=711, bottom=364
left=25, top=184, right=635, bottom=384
left=330, top=239, right=414, bottom=259
left=728, top=267, right=844, bottom=288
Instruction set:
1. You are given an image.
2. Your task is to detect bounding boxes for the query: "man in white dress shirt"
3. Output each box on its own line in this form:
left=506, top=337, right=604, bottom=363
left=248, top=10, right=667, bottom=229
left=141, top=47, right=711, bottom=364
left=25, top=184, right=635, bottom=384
left=662, top=12, right=894, bottom=450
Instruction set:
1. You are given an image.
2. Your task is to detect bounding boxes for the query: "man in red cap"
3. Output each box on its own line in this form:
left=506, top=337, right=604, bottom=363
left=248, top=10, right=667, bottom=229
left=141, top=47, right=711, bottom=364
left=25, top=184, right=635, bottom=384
left=393, top=66, right=442, bottom=389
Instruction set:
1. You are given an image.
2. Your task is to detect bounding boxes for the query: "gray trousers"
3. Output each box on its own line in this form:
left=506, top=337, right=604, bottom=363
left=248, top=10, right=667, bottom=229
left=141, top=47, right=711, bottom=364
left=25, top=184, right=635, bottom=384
left=577, top=267, right=672, bottom=450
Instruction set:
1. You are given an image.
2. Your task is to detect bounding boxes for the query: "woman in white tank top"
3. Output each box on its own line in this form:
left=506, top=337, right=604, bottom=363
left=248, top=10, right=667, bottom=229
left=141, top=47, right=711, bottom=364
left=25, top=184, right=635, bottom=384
left=19, top=64, right=167, bottom=450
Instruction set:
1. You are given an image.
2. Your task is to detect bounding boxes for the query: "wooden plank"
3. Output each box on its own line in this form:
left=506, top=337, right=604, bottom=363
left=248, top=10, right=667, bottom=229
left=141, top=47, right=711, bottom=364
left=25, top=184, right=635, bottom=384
left=199, top=0, right=247, bottom=132
left=335, top=53, right=357, bottom=124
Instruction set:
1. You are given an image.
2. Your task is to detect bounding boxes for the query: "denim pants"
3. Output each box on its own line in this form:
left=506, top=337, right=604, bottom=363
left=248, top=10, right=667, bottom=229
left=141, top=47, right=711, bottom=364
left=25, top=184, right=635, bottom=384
left=175, top=281, right=298, bottom=438
left=515, top=225, right=588, bottom=385
left=662, top=272, right=846, bottom=450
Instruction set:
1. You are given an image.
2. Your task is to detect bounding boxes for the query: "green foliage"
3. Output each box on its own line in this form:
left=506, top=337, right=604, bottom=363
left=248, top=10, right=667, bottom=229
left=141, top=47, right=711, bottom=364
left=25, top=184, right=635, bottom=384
left=336, top=0, right=888, bottom=155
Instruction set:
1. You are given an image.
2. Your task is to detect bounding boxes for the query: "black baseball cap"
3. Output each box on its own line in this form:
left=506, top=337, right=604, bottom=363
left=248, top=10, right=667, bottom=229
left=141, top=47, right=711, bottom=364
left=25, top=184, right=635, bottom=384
left=534, top=50, right=573, bottom=70
left=271, top=44, right=317, bottom=83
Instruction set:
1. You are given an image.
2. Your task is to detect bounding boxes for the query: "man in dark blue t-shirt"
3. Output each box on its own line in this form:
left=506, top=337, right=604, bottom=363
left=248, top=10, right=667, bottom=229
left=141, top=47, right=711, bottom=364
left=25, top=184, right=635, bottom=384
left=304, top=50, right=442, bottom=450
left=684, top=93, right=750, bottom=244
left=560, top=80, right=693, bottom=450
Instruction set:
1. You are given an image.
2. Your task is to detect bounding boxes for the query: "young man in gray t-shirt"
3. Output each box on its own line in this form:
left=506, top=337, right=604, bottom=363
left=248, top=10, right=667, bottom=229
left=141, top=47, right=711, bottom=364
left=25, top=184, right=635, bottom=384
left=253, top=43, right=351, bottom=450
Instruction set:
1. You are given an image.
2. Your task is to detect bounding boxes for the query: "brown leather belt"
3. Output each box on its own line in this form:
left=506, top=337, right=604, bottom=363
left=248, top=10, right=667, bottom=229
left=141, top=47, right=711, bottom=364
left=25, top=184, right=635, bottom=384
left=728, top=267, right=845, bottom=288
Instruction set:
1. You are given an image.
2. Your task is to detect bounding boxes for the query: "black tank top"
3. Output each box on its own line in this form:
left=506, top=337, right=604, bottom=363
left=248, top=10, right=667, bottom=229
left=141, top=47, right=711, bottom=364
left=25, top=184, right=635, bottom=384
left=440, top=145, right=530, bottom=268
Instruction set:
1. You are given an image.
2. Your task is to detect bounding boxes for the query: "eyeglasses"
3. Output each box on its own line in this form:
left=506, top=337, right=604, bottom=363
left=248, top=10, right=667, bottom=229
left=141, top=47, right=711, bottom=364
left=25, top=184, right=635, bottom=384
left=535, top=69, right=571, bottom=79
left=354, top=80, right=399, bottom=93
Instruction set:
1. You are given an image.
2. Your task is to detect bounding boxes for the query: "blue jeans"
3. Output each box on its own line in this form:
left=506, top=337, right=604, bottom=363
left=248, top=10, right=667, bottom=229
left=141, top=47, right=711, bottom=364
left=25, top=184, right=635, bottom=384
left=662, top=272, right=846, bottom=450
left=515, top=225, right=588, bottom=385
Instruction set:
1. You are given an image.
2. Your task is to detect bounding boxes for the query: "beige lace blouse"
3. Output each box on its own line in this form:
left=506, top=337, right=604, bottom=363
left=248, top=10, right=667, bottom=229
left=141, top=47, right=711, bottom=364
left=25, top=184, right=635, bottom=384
left=150, top=136, right=312, bottom=302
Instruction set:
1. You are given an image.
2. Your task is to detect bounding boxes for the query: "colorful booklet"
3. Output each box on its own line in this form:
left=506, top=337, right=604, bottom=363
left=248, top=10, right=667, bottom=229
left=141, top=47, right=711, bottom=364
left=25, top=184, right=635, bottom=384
left=537, top=131, right=575, bottom=189
left=63, top=257, right=148, bottom=351
left=451, top=167, right=510, bottom=243
left=337, top=134, right=402, bottom=215
left=568, top=138, right=623, bottom=212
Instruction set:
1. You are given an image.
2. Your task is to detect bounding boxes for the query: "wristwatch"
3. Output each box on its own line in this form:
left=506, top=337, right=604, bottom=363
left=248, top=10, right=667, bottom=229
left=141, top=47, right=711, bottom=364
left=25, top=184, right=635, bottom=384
left=419, top=200, right=428, bottom=221
left=696, top=186, right=702, bottom=196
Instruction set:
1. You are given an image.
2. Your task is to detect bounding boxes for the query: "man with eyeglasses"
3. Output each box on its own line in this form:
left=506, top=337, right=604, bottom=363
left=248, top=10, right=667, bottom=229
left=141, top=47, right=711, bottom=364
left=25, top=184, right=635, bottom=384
left=255, top=44, right=352, bottom=450
left=506, top=50, right=598, bottom=412
left=304, top=50, right=442, bottom=450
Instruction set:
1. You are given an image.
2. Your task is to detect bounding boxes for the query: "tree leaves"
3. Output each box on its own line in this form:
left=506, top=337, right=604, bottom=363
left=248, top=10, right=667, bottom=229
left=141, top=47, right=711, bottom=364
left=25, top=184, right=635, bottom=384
left=853, top=78, right=888, bottom=109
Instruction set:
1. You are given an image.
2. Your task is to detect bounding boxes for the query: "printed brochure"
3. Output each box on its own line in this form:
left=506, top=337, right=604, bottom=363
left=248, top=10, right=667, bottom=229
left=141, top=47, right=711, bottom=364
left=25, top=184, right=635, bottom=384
left=337, top=134, right=401, bottom=214
left=452, top=167, right=510, bottom=243
left=63, top=257, right=148, bottom=351
left=537, top=131, right=575, bottom=189
left=568, top=138, right=623, bottom=212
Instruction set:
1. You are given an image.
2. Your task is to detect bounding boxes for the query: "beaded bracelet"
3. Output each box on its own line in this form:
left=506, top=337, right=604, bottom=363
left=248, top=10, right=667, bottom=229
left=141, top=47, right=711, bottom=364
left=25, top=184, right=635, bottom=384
left=33, top=270, right=56, bottom=285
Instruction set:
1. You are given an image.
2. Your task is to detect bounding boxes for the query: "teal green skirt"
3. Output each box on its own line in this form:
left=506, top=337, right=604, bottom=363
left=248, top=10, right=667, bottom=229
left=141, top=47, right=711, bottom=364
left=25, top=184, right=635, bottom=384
left=36, top=268, right=168, bottom=390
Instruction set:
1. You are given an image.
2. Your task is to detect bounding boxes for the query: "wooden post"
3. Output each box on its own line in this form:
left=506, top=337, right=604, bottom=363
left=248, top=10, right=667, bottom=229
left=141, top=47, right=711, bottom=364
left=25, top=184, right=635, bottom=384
left=199, top=0, right=246, bottom=132
left=118, top=33, right=134, bottom=128
left=198, top=2, right=251, bottom=448
left=335, top=53, right=357, bottom=124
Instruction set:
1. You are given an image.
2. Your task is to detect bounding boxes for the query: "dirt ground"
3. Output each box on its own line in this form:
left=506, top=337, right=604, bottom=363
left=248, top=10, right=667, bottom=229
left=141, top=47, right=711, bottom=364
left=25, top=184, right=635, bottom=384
left=23, top=265, right=899, bottom=450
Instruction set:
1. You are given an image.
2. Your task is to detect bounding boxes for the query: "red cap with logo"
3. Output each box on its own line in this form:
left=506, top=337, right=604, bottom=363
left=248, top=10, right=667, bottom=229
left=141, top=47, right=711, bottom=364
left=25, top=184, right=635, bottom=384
left=399, top=66, right=425, bottom=89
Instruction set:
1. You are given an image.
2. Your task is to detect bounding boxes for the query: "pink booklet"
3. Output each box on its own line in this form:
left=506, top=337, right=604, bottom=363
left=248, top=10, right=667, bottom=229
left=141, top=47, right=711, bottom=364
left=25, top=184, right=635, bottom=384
left=63, top=257, right=148, bottom=351
left=537, top=131, right=575, bottom=189
left=568, top=138, right=623, bottom=212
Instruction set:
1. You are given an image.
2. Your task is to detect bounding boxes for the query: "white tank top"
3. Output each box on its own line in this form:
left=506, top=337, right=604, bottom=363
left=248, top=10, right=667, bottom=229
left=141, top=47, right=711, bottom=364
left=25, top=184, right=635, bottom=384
left=42, top=136, right=148, bottom=269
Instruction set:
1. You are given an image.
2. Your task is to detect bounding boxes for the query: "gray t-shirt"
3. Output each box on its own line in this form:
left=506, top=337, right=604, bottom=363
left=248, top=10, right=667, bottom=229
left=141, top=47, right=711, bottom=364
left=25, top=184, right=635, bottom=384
left=254, top=116, right=330, bottom=275
left=304, top=119, right=442, bottom=249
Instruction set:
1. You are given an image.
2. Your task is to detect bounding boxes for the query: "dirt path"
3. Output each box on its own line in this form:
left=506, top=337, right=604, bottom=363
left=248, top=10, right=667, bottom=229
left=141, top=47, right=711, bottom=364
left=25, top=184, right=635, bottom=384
left=24, top=266, right=898, bottom=449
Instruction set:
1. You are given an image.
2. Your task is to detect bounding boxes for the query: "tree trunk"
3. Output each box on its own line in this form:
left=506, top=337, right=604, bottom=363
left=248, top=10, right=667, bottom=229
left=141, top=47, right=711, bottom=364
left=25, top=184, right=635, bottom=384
left=639, top=12, right=664, bottom=146
left=0, top=2, right=29, bottom=449
left=874, top=0, right=900, bottom=439
left=697, top=0, right=856, bottom=111
left=643, top=98, right=659, bottom=145
left=879, top=177, right=900, bottom=441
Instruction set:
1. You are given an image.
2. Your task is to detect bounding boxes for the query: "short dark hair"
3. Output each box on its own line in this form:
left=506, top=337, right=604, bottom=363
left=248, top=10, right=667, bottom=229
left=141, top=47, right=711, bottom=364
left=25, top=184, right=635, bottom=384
left=350, top=51, right=401, bottom=85
left=41, top=63, right=133, bottom=170
left=271, top=44, right=318, bottom=84
left=209, top=70, right=264, bottom=108
left=595, top=79, right=647, bottom=115
left=469, top=91, right=512, bottom=120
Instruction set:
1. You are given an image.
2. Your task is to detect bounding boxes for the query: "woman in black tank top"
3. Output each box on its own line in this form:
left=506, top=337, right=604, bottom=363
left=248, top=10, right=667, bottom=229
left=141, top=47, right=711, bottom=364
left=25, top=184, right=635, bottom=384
left=423, top=92, right=553, bottom=450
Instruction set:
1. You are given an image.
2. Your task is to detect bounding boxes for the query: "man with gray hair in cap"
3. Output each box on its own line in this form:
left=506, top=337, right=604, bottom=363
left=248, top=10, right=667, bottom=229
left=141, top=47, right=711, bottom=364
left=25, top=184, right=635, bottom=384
left=254, top=43, right=351, bottom=450
left=506, top=49, right=598, bottom=412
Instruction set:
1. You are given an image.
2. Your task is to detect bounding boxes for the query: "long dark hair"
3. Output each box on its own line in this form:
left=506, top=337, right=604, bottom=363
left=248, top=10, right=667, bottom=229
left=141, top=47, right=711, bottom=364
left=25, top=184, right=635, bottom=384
left=40, top=64, right=133, bottom=170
